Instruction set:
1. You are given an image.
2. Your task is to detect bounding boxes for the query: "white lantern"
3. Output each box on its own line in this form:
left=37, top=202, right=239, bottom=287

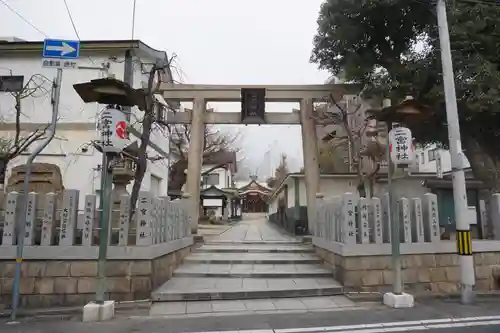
left=389, top=127, right=415, bottom=166
left=99, top=107, right=128, bottom=153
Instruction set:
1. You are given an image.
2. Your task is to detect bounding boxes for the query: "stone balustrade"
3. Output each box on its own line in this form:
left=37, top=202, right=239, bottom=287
left=313, top=192, right=440, bottom=247
left=0, top=190, right=191, bottom=257
left=312, top=192, right=500, bottom=295
left=0, top=190, right=194, bottom=308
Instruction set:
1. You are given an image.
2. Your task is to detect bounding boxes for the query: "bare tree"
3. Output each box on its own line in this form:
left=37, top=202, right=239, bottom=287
left=0, top=74, right=52, bottom=190
left=313, top=93, right=384, bottom=197
left=125, top=53, right=191, bottom=223
left=168, top=124, right=240, bottom=192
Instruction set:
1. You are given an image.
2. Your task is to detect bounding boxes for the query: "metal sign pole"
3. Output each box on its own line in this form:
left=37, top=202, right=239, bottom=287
left=386, top=121, right=402, bottom=295
left=10, top=68, right=63, bottom=322
left=95, top=152, right=113, bottom=304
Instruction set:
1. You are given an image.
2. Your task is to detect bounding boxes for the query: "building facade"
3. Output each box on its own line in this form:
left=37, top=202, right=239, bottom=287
left=0, top=39, right=174, bottom=206
left=415, top=143, right=471, bottom=174
left=199, top=151, right=238, bottom=219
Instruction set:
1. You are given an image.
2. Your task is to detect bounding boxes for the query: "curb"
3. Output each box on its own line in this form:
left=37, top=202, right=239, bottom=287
left=0, top=299, right=151, bottom=320
left=344, top=291, right=500, bottom=303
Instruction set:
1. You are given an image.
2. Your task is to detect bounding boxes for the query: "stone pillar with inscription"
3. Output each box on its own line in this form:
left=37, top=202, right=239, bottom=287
left=382, top=193, right=391, bottom=243
left=423, top=193, right=440, bottom=242
left=136, top=191, right=153, bottom=245
left=399, top=197, right=411, bottom=243
left=41, top=192, right=56, bottom=246
left=59, top=189, right=79, bottom=246
left=371, top=197, right=383, bottom=244
left=300, top=98, right=320, bottom=233
left=342, top=193, right=358, bottom=244
left=23, top=192, right=37, bottom=246
left=83, top=194, right=97, bottom=246
left=2, top=191, right=18, bottom=245
left=358, top=197, right=370, bottom=244
left=411, top=198, right=425, bottom=243
left=185, top=98, right=206, bottom=234
left=118, top=194, right=130, bottom=245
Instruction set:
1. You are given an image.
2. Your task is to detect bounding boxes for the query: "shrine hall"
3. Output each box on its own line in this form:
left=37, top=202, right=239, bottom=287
left=238, top=176, right=272, bottom=213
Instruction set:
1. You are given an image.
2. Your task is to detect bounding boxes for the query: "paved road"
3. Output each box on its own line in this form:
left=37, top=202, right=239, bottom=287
left=2, top=299, right=500, bottom=333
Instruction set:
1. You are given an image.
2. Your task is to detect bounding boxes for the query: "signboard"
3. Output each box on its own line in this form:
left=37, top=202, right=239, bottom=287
left=42, top=59, right=78, bottom=69
left=241, top=88, right=266, bottom=124
left=389, top=126, right=415, bottom=166
left=99, top=107, right=129, bottom=153
left=0, top=75, right=24, bottom=92
left=42, top=39, right=80, bottom=69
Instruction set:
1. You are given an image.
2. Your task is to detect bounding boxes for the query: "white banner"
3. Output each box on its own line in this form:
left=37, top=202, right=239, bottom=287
left=99, top=107, right=128, bottom=153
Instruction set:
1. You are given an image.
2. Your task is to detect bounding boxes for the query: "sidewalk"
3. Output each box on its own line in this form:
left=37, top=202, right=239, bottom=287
left=3, top=298, right=500, bottom=333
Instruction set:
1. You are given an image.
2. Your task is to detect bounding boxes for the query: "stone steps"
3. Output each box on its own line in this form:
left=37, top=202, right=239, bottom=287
left=151, top=277, right=343, bottom=301
left=184, top=252, right=322, bottom=264
left=151, top=220, right=342, bottom=304
left=197, top=243, right=314, bottom=253
left=206, top=240, right=304, bottom=245
left=173, top=262, right=333, bottom=278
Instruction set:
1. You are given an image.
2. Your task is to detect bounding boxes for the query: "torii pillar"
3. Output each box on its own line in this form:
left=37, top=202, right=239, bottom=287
left=185, top=98, right=206, bottom=234
left=300, top=98, right=320, bottom=234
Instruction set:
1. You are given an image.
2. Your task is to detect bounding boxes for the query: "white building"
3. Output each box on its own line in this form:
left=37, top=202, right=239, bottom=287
left=199, top=151, right=238, bottom=218
left=0, top=39, right=175, bottom=207
left=415, top=143, right=470, bottom=174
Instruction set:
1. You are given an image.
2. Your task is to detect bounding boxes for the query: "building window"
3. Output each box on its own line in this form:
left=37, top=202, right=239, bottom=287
left=428, top=149, right=438, bottom=162
left=203, top=173, right=220, bottom=186
left=420, top=152, right=425, bottom=164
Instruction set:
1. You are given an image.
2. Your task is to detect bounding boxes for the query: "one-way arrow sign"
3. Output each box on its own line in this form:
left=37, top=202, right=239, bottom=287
left=43, top=39, right=80, bottom=59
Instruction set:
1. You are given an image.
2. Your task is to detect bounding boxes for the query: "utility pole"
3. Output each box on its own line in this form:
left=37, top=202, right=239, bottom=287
left=436, top=0, right=475, bottom=304
left=11, top=68, right=62, bottom=322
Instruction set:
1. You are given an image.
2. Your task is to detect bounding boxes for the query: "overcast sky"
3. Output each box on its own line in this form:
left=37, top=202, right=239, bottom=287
left=0, top=0, right=330, bottom=178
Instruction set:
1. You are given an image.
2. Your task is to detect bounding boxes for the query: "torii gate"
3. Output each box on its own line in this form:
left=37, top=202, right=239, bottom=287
left=159, top=83, right=361, bottom=233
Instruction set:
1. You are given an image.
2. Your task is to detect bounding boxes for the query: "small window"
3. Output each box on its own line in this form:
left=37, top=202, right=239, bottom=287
left=420, top=152, right=425, bottom=164
left=428, top=149, right=438, bottom=162
left=203, top=173, right=220, bottom=186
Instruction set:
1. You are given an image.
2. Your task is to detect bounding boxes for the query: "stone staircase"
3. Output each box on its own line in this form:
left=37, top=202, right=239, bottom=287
left=151, top=239, right=342, bottom=302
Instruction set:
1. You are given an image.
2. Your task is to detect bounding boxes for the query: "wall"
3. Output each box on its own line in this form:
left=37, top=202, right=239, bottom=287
left=416, top=144, right=471, bottom=173
left=269, top=174, right=434, bottom=214
left=0, top=49, right=170, bottom=203
left=201, top=165, right=232, bottom=189
left=298, top=176, right=358, bottom=206
left=0, top=243, right=192, bottom=308
left=315, top=246, right=499, bottom=294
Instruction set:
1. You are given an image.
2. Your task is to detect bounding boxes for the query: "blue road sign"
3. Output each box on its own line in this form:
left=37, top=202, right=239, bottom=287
left=42, top=39, right=80, bottom=59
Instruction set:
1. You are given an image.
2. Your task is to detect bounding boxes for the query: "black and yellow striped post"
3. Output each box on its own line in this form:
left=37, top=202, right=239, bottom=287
left=456, top=230, right=473, bottom=256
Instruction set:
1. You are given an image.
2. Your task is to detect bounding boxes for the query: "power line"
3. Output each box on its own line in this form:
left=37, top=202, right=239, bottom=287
left=63, top=0, right=81, bottom=40
left=0, top=0, right=48, bottom=37
left=62, top=0, right=97, bottom=65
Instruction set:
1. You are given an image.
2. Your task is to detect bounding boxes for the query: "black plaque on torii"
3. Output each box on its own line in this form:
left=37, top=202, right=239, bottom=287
left=241, top=88, right=266, bottom=124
